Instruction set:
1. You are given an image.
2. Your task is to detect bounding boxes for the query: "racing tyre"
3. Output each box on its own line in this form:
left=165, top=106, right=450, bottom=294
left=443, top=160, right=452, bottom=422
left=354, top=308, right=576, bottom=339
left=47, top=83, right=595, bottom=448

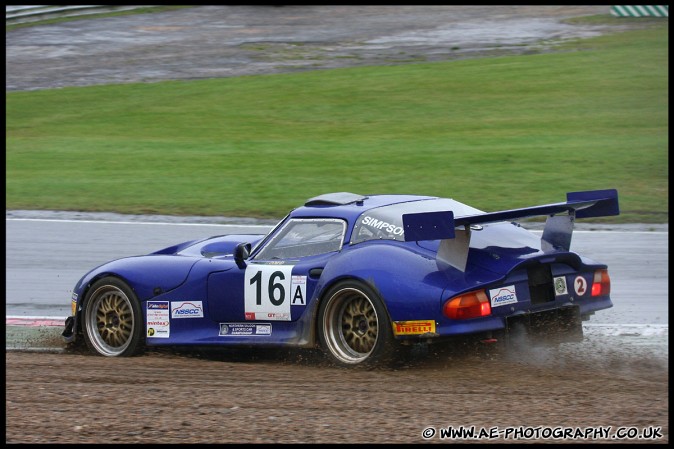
left=318, top=280, right=395, bottom=367
left=82, top=277, right=144, bottom=357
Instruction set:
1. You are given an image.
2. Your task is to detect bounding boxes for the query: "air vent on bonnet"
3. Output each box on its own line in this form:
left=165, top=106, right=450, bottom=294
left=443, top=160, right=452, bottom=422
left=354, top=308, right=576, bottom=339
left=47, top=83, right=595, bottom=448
left=305, top=192, right=368, bottom=206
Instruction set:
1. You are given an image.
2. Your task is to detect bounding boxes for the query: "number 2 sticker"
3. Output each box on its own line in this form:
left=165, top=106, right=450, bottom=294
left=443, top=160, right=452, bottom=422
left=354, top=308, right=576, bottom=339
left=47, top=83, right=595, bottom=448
left=244, top=265, right=306, bottom=321
left=574, top=275, right=587, bottom=296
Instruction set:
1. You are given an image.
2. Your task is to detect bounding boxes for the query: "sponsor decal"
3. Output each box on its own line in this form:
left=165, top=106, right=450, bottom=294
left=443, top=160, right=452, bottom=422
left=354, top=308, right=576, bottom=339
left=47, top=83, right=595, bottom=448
left=147, top=320, right=170, bottom=326
left=71, top=293, right=79, bottom=316
left=392, top=320, right=436, bottom=336
left=219, top=323, right=272, bottom=336
left=489, top=286, right=518, bottom=307
left=147, top=301, right=170, bottom=338
left=361, top=216, right=405, bottom=236
left=574, top=276, right=588, bottom=296
left=171, top=301, right=204, bottom=319
left=147, top=302, right=169, bottom=310
left=246, top=312, right=291, bottom=320
left=554, top=276, right=568, bottom=296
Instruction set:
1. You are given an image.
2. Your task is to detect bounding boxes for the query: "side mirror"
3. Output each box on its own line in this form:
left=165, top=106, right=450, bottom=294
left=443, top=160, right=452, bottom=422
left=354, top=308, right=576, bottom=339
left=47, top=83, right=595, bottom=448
left=234, top=242, right=251, bottom=268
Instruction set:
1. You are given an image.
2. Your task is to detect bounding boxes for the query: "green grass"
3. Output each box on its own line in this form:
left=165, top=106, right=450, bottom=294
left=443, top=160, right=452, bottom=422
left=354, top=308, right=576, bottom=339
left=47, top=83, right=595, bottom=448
left=6, top=23, right=668, bottom=222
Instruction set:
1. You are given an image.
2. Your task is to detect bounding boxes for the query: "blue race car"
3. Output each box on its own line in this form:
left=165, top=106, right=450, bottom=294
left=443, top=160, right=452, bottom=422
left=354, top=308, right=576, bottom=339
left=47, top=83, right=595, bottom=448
left=63, top=189, right=619, bottom=366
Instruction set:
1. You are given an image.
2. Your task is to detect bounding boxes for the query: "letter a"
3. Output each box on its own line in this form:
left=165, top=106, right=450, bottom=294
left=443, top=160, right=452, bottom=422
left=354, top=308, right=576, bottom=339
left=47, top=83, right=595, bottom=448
left=292, top=285, right=305, bottom=305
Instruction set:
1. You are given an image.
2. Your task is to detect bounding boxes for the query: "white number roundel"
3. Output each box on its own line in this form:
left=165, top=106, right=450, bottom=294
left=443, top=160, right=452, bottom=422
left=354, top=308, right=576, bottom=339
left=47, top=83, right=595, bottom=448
left=574, top=275, right=587, bottom=296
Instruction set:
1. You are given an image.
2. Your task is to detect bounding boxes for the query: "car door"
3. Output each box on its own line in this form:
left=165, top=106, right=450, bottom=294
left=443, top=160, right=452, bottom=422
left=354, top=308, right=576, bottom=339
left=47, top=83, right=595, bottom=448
left=206, top=218, right=346, bottom=323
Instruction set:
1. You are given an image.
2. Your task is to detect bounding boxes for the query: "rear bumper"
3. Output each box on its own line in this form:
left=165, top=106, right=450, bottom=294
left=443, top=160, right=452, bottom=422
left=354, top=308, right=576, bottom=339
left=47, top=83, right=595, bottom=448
left=423, top=296, right=612, bottom=341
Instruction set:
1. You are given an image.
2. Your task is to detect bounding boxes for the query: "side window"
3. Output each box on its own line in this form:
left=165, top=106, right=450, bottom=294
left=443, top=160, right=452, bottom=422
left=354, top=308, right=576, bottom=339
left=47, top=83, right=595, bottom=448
left=351, top=212, right=405, bottom=244
left=254, top=219, right=346, bottom=260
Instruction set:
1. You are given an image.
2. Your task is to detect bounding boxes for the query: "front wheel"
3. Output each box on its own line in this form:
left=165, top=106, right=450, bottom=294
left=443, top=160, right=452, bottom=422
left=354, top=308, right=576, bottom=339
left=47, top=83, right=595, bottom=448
left=317, top=280, right=395, bottom=367
left=82, top=277, right=144, bottom=357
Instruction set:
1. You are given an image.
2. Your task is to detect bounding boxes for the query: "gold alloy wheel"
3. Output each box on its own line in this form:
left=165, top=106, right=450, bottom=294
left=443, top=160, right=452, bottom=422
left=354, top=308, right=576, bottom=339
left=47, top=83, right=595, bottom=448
left=85, top=284, right=135, bottom=356
left=322, top=287, right=380, bottom=364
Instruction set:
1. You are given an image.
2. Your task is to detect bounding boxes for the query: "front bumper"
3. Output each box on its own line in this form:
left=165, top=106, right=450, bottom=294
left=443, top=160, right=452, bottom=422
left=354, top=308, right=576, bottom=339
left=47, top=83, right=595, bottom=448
left=62, top=315, right=76, bottom=343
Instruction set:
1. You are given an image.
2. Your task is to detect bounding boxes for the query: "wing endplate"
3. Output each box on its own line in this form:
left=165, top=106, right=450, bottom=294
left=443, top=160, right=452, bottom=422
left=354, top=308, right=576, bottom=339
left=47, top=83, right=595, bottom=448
left=566, top=189, right=620, bottom=219
left=402, top=210, right=455, bottom=241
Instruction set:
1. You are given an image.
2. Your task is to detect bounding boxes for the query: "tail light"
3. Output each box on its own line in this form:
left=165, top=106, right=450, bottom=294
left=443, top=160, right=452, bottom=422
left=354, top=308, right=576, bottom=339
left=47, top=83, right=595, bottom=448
left=591, top=269, right=611, bottom=297
left=443, top=289, right=491, bottom=320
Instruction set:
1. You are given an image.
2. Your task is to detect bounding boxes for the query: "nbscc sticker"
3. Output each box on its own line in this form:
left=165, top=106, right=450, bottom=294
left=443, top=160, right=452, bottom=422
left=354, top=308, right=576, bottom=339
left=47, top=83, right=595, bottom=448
left=171, top=301, right=204, bottom=318
left=489, top=286, right=518, bottom=307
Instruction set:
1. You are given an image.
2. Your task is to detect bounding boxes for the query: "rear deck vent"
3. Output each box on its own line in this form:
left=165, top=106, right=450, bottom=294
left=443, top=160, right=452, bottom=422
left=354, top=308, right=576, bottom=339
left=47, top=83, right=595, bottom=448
left=527, top=264, right=554, bottom=305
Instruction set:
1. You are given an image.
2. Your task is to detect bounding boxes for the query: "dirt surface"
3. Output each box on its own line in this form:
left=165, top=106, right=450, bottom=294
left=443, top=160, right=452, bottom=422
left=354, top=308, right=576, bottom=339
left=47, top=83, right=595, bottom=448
left=6, top=340, right=668, bottom=444
left=5, top=6, right=668, bottom=444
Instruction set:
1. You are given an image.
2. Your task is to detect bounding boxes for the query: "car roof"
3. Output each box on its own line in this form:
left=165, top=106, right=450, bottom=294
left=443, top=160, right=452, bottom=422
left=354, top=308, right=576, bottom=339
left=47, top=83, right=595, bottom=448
left=289, top=192, right=437, bottom=222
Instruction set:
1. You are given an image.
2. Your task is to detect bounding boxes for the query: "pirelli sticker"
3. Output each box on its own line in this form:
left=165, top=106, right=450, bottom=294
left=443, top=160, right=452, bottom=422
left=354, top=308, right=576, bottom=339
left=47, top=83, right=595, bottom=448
left=392, top=320, right=436, bottom=336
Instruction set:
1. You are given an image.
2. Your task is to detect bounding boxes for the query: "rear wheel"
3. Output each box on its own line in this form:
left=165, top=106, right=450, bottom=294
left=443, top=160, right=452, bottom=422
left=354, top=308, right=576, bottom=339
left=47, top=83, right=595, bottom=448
left=82, top=277, right=144, bottom=357
left=318, top=280, right=395, bottom=366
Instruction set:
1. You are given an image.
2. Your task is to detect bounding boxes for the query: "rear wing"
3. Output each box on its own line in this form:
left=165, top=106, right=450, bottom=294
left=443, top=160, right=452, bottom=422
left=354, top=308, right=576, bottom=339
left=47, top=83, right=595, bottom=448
left=402, top=189, right=619, bottom=271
